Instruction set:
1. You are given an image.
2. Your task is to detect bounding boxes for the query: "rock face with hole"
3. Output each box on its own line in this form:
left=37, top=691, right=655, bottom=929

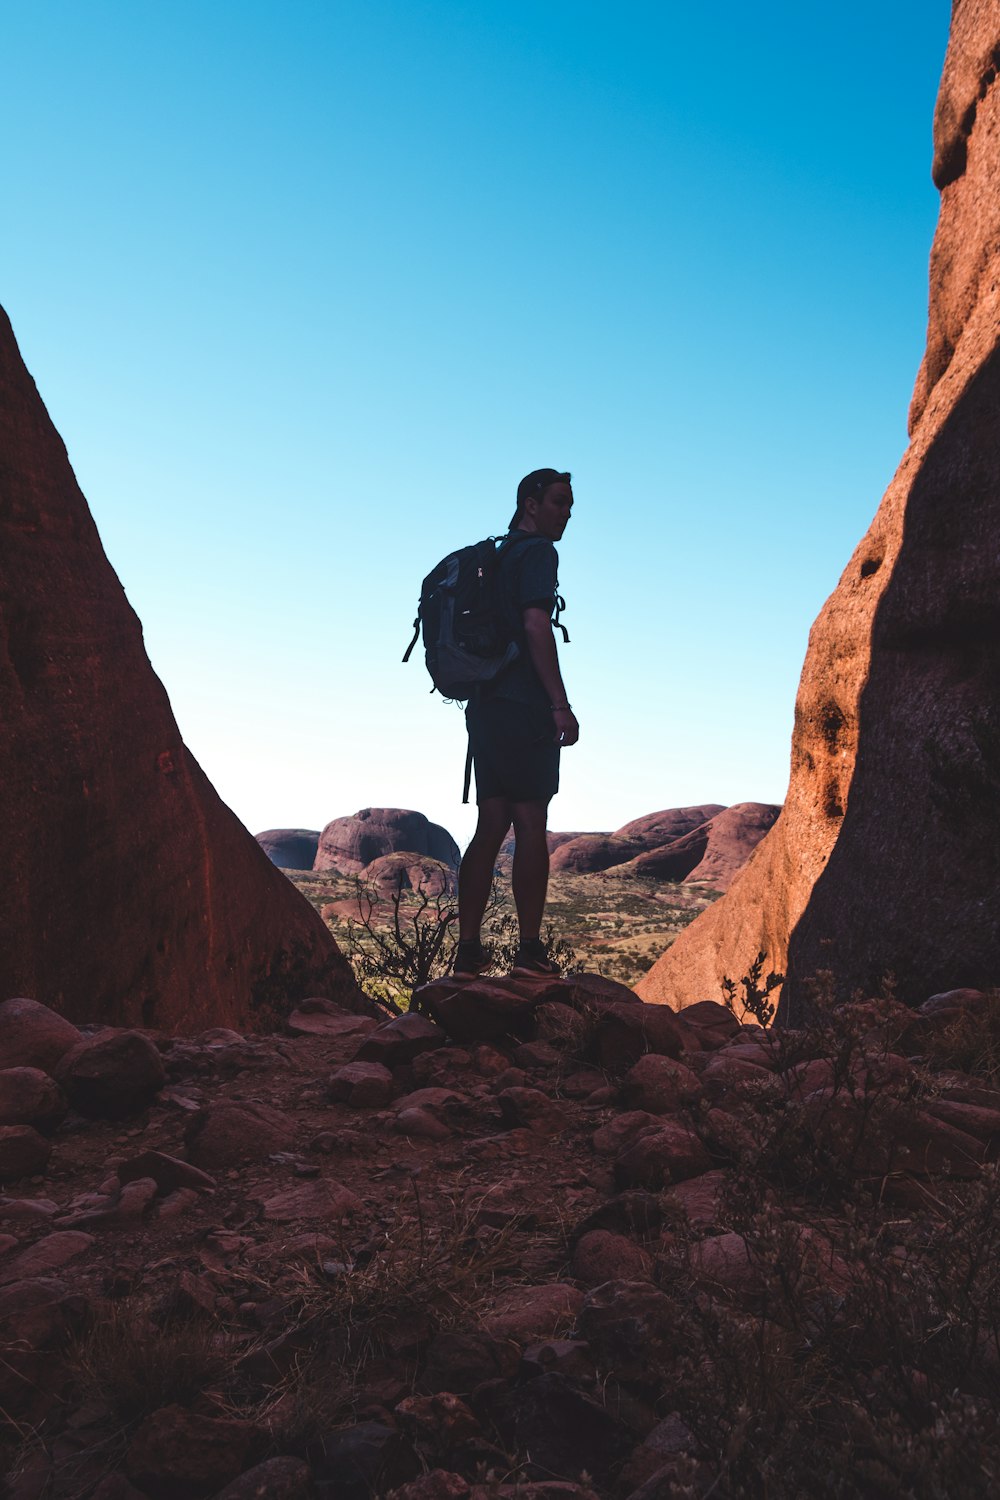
left=0, top=305, right=365, bottom=1030
left=639, top=7, right=1000, bottom=1022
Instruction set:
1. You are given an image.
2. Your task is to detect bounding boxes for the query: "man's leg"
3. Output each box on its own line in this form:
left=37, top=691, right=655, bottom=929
left=510, top=798, right=550, bottom=943
left=458, top=796, right=512, bottom=941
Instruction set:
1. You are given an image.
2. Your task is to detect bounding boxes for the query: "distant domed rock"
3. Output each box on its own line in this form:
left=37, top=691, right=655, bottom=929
left=621, top=803, right=781, bottom=890
left=550, top=806, right=726, bottom=876
left=360, top=852, right=454, bottom=897
left=614, top=805, right=725, bottom=845
left=255, top=829, right=321, bottom=870
left=315, top=809, right=460, bottom=875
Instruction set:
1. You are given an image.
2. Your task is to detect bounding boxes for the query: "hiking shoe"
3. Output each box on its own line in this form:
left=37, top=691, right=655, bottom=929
left=512, top=939, right=562, bottom=978
left=453, top=938, right=491, bottom=979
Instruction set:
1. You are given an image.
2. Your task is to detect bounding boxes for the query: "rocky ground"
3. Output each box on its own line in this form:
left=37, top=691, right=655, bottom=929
left=2, top=981, right=1000, bottom=1499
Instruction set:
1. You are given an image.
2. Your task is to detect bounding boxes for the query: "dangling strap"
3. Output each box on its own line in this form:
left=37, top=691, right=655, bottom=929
left=402, top=612, right=420, bottom=663
left=553, top=592, right=570, bottom=643
left=462, top=731, right=474, bottom=804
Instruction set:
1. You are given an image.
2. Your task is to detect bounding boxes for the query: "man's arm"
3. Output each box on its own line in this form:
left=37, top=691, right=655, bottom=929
left=523, top=605, right=579, bottom=746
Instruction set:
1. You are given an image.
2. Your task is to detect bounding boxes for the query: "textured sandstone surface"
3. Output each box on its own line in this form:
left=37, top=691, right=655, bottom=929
left=0, top=306, right=364, bottom=1029
left=621, top=803, right=781, bottom=890
left=550, top=806, right=725, bottom=876
left=314, top=807, right=460, bottom=874
left=640, top=4, right=1000, bottom=1020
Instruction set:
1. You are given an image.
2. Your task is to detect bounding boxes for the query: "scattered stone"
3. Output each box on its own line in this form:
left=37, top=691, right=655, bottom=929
left=208, top=1455, right=315, bottom=1498
left=0, top=1231, right=94, bottom=1285
left=117, top=1149, right=217, bottom=1195
left=354, top=1013, right=446, bottom=1067
left=578, top=1280, right=682, bottom=1381
left=486, top=1371, right=632, bottom=1484
left=572, top=1229, right=654, bottom=1285
left=589, top=1003, right=685, bottom=1072
left=184, top=1101, right=295, bottom=1170
left=55, top=1030, right=166, bottom=1119
left=259, top=1180, right=361, bottom=1222
left=287, top=1008, right=378, bottom=1040
left=622, top=1054, right=702, bottom=1114
left=418, top=977, right=548, bottom=1043
left=0, top=1067, right=68, bottom=1131
left=591, top=1111, right=659, bottom=1157
left=126, top=1404, right=265, bottom=1498
left=0, top=1196, right=59, bottom=1223
left=308, top=1420, right=420, bottom=1499
left=328, top=1061, right=395, bottom=1108
left=483, top=1282, right=584, bottom=1344
left=498, top=1086, right=568, bottom=1135
left=614, top=1122, right=713, bottom=1190
left=394, top=1106, right=452, bottom=1140
left=0, top=998, right=83, bottom=1072
left=0, top=1124, right=52, bottom=1181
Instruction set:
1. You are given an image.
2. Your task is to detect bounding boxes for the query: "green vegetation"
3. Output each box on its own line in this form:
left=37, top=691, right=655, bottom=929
left=287, top=862, right=719, bottom=997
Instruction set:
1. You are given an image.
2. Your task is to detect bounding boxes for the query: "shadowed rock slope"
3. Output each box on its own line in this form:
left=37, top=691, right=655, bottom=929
left=256, top=828, right=321, bottom=870
left=639, top=4, right=1000, bottom=1021
left=0, top=306, right=364, bottom=1030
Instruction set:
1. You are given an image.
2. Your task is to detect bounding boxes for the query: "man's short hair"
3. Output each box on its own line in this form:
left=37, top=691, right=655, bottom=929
left=509, top=468, right=572, bottom=530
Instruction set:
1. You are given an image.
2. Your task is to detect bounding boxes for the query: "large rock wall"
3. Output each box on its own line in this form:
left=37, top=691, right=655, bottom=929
left=0, top=306, right=365, bottom=1030
left=639, top=2, right=1000, bottom=1020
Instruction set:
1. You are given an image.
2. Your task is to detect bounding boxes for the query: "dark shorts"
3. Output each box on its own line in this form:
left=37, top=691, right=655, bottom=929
left=466, top=696, right=560, bottom=805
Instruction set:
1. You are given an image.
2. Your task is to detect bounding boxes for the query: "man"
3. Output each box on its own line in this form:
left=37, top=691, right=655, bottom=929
left=454, top=468, right=579, bottom=978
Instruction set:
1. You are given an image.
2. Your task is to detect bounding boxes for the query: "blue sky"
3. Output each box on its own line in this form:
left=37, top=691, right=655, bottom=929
left=3, top=1, right=948, bottom=848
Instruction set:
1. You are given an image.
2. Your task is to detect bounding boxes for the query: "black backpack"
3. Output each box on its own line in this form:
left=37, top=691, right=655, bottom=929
left=402, top=532, right=537, bottom=700
left=403, top=532, right=568, bottom=799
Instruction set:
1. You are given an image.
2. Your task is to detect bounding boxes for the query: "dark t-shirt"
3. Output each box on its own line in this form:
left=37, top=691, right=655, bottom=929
left=485, top=530, right=559, bottom=706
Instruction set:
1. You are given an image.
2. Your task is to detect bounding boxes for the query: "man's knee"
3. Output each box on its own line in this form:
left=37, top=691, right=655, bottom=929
left=511, top=799, right=549, bottom=840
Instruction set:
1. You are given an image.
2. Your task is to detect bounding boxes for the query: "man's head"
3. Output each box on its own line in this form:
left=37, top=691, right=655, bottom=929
left=510, top=468, right=574, bottom=541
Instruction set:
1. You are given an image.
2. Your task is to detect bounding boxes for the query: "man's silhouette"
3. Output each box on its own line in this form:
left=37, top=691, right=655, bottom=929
left=455, top=469, right=578, bottom=977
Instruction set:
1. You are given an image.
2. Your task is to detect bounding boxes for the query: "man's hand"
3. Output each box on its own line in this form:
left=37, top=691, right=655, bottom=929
left=553, top=706, right=579, bottom=746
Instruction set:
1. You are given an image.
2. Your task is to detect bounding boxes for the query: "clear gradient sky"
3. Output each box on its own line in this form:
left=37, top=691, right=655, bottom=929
left=3, top=1, right=949, bottom=849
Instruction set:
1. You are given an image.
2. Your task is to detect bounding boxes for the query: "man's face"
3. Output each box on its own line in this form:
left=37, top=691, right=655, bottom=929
left=527, top=481, right=574, bottom=541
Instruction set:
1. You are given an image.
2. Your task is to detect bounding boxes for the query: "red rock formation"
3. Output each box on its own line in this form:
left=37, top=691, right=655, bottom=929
left=315, top=808, right=460, bottom=875
left=639, top=3, right=1000, bottom=1020
left=360, top=851, right=454, bottom=896
left=621, top=803, right=780, bottom=890
left=0, top=305, right=364, bottom=1030
left=550, top=805, right=726, bottom=876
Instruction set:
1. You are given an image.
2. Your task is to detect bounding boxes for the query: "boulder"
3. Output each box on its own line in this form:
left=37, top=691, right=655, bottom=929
left=577, top=1280, right=682, bottom=1382
left=419, top=976, right=553, bottom=1043
left=0, top=1067, right=67, bottom=1131
left=0, top=304, right=364, bottom=1030
left=621, top=1055, right=702, bottom=1114
left=637, top=6, right=1000, bottom=1021
left=184, top=1101, right=295, bottom=1170
left=354, top=1013, right=446, bottom=1067
left=486, top=1372, right=632, bottom=1485
left=0, top=1123, right=52, bottom=1181
left=0, top=998, right=82, bottom=1072
left=126, top=1405, right=264, bottom=1499
left=328, top=1061, right=395, bottom=1108
left=0, top=1231, right=94, bottom=1285
left=314, top=808, right=459, bottom=875
left=209, top=1457, right=315, bottom=1498
left=588, top=1002, right=685, bottom=1072
left=571, top=1229, right=654, bottom=1286
left=483, top=1282, right=584, bottom=1344
left=614, top=1121, right=713, bottom=1190
left=55, top=1030, right=166, bottom=1119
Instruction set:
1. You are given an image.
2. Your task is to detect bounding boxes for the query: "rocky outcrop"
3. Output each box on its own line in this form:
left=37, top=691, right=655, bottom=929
left=0, top=305, right=364, bottom=1029
left=621, top=803, right=781, bottom=890
left=314, top=808, right=460, bottom=875
left=255, top=829, right=321, bottom=869
left=550, top=806, right=724, bottom=876
left=360, top=851, right=454, bottom=896
left=639, top=4, right=1000, bottom=1020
